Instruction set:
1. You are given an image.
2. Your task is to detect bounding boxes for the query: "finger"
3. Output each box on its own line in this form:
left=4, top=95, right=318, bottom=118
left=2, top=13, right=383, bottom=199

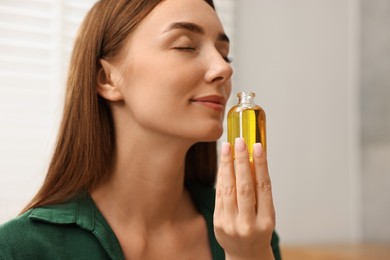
left=253, top=143, right=275, bottom=221
left=214, top=161, right=224, bottom=219
left=234, top=138, right=256, bottom=221
left=218, top=142, right=237, bottom=219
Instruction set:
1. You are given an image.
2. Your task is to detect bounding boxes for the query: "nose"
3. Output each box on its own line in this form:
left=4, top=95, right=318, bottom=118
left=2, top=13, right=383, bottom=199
left=204, top=51, right=233, bottom=84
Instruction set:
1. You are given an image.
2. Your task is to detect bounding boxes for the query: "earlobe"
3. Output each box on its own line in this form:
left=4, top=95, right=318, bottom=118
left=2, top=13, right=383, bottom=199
left=97, top=59, right=124, bottom=101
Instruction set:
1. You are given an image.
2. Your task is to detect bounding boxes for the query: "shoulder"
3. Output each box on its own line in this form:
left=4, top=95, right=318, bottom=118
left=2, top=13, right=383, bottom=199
left=0, top=211, right=32, bottom=243
left=0, top=210, right=45, bottom=243
left=0, top=210, right=53, bottom=259
left=0, top=197, right=110, bottom=259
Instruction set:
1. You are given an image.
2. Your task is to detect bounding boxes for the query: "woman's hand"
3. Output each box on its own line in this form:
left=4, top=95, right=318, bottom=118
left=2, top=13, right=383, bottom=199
left=214, top=137, right=275, bottom=260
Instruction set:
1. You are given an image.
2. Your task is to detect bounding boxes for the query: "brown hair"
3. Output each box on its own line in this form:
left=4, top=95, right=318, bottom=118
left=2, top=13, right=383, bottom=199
left=22, top=0, right=217, bottom=212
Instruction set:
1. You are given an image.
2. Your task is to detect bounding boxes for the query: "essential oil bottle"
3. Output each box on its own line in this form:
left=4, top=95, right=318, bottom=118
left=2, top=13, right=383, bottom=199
left=227, top=92, right=266, bottom=161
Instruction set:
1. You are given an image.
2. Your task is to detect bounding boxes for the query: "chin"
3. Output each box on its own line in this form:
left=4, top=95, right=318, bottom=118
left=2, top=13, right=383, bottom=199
left=197, top=126, right=224, bottom=142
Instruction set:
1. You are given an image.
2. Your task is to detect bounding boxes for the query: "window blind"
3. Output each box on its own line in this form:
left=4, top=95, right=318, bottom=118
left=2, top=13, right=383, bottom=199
left=0, top=0, right=97, bottom=222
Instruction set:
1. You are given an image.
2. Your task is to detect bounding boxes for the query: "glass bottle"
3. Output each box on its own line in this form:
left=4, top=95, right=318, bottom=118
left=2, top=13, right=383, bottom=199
left=227, top=92, right=266, bottom=161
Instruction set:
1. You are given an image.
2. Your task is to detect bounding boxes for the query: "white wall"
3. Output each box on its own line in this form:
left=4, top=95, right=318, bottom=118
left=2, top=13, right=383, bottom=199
left=361, top=0, right=390, bottom=242
left=233, top=0, right=361, bottom=244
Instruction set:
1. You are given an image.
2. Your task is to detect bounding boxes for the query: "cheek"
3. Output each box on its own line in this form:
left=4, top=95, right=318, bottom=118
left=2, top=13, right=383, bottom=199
left=128, top=53, right=201, bottom=89
left=162, top=60, right=204, bottom=86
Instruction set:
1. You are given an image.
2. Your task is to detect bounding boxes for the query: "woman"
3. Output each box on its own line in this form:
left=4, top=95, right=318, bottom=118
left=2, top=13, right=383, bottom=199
left=0, top=0, right=281, bottom=259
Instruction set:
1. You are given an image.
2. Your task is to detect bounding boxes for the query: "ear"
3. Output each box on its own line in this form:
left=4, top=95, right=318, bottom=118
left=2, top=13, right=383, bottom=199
left=97, top=59, right=124, bottom=101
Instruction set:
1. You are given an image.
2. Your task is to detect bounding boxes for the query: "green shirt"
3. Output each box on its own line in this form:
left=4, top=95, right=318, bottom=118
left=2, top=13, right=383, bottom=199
left=0, top=183, right=281, bottom=259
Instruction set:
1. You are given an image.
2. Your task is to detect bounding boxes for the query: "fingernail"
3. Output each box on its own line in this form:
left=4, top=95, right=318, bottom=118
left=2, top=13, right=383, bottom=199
left=235, top=137, right=246, bottom=152
left=253, top=143, right=263, bottom=157
left=221, top=142, right=231, bottom=155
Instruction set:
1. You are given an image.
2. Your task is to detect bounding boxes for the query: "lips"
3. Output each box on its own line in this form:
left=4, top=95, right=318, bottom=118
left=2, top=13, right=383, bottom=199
left=190, top=95, right=226, bottom=111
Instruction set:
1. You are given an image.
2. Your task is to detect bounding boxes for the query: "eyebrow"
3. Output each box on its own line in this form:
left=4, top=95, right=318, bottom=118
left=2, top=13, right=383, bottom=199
left=164, top=22, right=230, bottom=43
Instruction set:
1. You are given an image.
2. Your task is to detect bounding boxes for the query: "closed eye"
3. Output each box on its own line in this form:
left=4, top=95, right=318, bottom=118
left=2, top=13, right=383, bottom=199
left=174, top=46, right=196, bottom=51
left=174, top=47, right=231, bottom=63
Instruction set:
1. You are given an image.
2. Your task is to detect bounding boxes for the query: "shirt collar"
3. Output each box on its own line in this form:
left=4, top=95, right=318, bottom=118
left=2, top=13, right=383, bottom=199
left=28, top=194, right=94, bottom=230
left=28, top=194, right=124, bottom=260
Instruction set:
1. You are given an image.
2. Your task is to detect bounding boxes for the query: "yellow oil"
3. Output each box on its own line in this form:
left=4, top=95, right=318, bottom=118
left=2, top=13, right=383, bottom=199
left=227, top=92, right=266, bottom=161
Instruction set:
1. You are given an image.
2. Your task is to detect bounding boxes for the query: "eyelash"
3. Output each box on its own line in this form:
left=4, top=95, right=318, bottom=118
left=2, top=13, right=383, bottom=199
left=174, top=47, right=232, bottom=63
left=174, top=46, right=196, bottom=51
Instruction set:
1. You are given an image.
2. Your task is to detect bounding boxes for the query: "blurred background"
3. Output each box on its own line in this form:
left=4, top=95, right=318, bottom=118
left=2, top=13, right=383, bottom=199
left=0, top=0, right=389, bottom=258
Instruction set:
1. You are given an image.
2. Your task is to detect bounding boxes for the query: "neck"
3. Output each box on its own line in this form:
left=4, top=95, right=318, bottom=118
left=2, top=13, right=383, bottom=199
left=91, top=133, right=194, bottom=229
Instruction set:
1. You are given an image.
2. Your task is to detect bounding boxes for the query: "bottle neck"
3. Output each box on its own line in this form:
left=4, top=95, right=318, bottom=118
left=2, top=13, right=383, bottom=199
left=237, top=92, right=256, bottom=106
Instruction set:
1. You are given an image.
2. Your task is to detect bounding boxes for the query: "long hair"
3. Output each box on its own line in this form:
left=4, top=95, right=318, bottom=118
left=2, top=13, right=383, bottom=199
left=22, top=0, right=217, bottom=213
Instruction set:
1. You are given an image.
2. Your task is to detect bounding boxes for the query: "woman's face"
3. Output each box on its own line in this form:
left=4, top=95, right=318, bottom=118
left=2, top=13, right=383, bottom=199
left=109, top=0, right=233, bottom=143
